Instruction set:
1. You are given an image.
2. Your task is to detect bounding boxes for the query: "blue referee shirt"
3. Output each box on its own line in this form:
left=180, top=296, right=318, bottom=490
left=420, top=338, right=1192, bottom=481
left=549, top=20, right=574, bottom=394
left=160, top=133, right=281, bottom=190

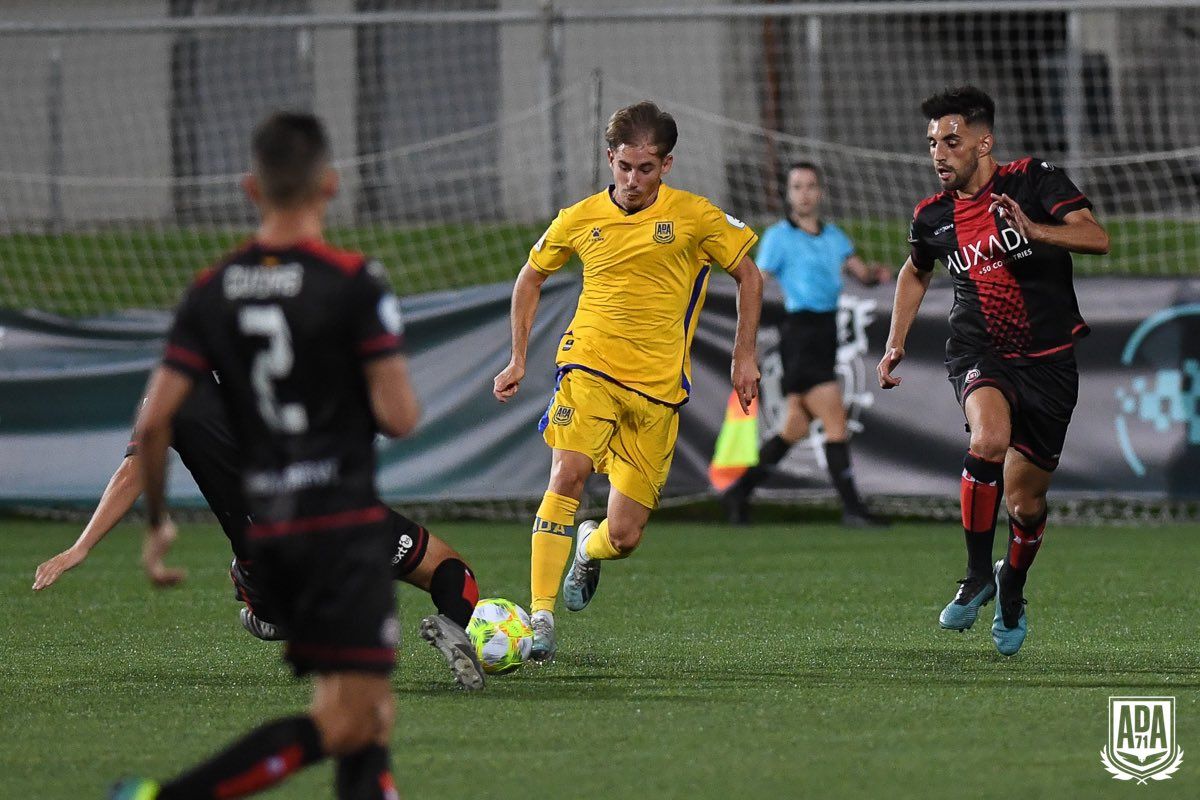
left=756, top=219, right=854, bottom=313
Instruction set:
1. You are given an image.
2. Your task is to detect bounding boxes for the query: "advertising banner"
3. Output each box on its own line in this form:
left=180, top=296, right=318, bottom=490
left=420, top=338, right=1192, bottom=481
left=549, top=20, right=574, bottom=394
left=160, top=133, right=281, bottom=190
left=2, top=276, right=1197, bottom=506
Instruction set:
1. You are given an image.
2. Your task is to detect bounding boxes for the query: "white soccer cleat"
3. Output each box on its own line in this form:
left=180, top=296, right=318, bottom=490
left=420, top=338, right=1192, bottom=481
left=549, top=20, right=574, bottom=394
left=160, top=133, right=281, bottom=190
left=528, top=610, right=557, bottom=664
left=419, top=614, right=486, bottom=690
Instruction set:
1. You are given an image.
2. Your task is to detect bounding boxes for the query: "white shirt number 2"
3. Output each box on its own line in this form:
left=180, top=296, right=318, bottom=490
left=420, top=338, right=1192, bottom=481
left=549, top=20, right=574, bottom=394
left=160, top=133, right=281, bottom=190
left=238, top=305, right=308, bottom=434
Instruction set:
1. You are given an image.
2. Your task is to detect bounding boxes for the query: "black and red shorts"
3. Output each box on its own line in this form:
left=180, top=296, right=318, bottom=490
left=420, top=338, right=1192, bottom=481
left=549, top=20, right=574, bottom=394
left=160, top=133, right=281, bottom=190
left=779, top=310, right=839, bottom=395
left=249, top=516, right=398, bottom=677
left=947, top=353, right=1079, bottom=472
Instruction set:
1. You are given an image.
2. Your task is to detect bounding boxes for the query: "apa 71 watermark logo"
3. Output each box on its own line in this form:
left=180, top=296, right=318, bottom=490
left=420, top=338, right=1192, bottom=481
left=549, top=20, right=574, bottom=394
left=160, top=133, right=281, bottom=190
left=1100, top=696, right=1184, bottom=783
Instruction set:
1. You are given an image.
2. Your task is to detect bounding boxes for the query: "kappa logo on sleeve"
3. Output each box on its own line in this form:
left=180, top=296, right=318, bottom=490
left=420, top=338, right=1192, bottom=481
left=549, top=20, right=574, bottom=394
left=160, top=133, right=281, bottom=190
left=377, top=294, right=404, bottom=336
left=725, top=212, right=746, bottom=229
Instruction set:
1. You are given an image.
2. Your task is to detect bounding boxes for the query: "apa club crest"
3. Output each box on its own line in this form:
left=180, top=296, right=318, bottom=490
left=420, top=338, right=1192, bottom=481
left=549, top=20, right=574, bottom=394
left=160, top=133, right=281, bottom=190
left=1100, top=696, right=1184, bottom=783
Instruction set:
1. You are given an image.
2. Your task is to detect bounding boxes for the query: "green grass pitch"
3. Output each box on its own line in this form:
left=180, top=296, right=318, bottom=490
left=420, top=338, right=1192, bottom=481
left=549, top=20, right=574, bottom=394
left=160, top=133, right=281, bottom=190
left=1, top=518, right=1197, bottom=798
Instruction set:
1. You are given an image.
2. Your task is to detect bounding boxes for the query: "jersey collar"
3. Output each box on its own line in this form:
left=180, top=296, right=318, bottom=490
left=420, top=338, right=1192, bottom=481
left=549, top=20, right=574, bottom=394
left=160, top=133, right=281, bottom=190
left=785, top=215, right=824, bottom=235
left=952, top=164, right=998, bottom=203
left=606, top=183, right=668, bottom=217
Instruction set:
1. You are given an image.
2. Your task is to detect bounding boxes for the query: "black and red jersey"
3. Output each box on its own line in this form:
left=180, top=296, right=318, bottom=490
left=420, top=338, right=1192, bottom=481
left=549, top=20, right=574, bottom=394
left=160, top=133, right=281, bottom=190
left=126, top=371, right=251, bottom=556
left=908, top=157, right=1093, bottom=363
left=162, top=239, right=404, bottom=534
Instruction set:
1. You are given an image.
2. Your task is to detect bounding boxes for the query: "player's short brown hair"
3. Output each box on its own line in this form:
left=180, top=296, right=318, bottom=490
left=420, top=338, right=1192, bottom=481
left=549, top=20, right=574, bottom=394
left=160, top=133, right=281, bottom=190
left=250, top=111, right=330, bottom=207
left=604, top=101, right=678, bottom=157
left=920, top=86, right=995, bottom=130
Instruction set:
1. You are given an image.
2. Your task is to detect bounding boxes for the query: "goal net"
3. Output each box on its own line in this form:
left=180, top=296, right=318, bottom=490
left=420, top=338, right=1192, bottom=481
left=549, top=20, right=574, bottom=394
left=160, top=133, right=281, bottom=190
left=2, top=4, right=1198, bottom=317
left=1, top=3, right=1197, bottom=522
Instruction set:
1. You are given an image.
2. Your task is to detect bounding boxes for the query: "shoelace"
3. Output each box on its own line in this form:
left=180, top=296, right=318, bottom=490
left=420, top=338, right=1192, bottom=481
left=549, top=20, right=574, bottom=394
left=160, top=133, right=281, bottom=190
left=567, top=558, right=596, bottom=587
left=954, top=576, right=986, bottom=600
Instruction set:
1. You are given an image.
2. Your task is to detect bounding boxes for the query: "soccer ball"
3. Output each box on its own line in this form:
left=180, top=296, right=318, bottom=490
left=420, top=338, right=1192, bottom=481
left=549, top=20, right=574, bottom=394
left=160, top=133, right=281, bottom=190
left=467, top=597, right=533, bottom=675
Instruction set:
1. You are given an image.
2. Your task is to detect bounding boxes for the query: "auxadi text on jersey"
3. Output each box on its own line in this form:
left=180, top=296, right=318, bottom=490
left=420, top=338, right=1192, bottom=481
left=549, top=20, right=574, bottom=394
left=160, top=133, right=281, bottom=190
left=943, top=226, right=1031, bottom=275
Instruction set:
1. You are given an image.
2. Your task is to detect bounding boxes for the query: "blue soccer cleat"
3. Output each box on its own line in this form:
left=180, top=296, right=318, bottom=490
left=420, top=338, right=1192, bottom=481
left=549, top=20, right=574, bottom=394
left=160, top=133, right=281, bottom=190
left=938, top=572, right=995, bottom=631
left=991, top=559, right=1029, bottom=656
left=108, top=778, right=159, bottom=800
left=562, top=519, right=601, bottom=612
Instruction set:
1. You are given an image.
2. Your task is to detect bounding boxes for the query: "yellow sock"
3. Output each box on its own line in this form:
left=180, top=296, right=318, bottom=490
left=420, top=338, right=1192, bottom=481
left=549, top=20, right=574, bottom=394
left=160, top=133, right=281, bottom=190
left=584, top=519, right=628, bottom=560
left=530, top=491, right=578, bottom=613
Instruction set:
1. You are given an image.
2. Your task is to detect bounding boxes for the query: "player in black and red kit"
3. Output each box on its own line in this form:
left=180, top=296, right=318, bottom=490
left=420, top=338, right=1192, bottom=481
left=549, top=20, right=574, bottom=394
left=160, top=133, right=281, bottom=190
left=877, top=87, right=1109, bottom=656
left=32, top=368, right=484, bottom=690
left=110, top=113, right=444, bottom=800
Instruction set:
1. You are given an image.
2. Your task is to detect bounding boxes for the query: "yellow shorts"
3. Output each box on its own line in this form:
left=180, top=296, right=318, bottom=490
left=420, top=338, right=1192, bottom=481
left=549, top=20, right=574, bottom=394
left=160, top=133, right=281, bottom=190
left=541, top=369, right=679, bottom=509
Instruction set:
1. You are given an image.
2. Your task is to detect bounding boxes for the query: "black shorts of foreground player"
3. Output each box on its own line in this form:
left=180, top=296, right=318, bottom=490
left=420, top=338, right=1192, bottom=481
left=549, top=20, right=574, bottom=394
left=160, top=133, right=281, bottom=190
left=877, top=86, right=1109, bottom=657
left=31, top=372, right=481, bottom=689
left=722, top=161, right=892, bottom=527
left=109, top=112, right=430, bottom=800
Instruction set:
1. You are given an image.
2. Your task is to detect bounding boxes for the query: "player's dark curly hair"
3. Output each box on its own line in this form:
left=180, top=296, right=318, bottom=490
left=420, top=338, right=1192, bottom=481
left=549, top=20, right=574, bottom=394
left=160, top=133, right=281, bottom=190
left=605, top=101, right=678, bottom=157
left=251, top=111, right=330, bottom=207
left=920, top=86, right=995, bottom=130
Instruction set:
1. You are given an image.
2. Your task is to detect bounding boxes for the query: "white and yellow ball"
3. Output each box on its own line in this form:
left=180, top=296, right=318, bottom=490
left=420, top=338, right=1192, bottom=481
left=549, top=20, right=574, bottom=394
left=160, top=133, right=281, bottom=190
left=466, top=597, right=533, bottom=674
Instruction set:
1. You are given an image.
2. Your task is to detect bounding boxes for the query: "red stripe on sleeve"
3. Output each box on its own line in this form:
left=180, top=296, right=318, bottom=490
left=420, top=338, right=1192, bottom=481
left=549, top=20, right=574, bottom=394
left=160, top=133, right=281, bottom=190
left=358, top=333, right=402, bottom=357
left=164, top=344, right=210, bottom=373
left=1048, top=194, right=1087, bottom=216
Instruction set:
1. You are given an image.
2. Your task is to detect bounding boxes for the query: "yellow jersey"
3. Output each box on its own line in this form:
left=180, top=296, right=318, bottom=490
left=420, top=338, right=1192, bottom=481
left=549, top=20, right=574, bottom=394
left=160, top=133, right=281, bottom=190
left=528, top=184, right=757, bottom=406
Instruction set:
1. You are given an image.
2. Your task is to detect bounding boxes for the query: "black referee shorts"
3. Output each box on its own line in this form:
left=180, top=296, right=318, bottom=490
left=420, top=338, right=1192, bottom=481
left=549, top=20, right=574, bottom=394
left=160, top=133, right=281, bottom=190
left=948, top=352, right=1079, bottom=472
left=779, top=310, right=839, bottom=395
left=250, top=518, right=398, bottom=677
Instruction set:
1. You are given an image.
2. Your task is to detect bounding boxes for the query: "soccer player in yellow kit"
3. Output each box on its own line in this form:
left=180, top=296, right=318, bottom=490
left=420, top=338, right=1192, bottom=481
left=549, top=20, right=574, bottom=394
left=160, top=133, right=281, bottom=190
left=492, top=101, right=763, bottom=662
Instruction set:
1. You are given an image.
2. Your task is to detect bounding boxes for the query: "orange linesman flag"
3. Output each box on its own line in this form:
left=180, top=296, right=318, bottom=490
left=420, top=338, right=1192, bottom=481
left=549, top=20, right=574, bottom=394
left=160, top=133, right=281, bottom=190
left=708, top=390, right=760, bottom=491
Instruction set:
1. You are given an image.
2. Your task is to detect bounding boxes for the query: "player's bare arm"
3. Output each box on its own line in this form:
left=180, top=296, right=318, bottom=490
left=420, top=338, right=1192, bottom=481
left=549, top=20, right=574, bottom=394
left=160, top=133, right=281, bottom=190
left=988, top=195, right=1111, bottom=255
left=845, top=254, right=893, bottom=285
left=366, top=354, right=421, bottom=437
left=32, top=454, right=145, bottom=590
left=878, top=257, right=933, bottom=389
left=728, top=255, right=763, bottom=413
left=493, top=262, right=548, bottom=402
left=133, top=366, right=194, bottom=588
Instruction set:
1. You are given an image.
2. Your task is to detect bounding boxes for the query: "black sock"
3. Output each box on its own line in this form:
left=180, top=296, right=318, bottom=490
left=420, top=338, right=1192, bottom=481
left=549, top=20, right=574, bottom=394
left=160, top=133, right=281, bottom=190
left=731, top=435, right=791, bottom=495
left=823, top=441, right=866, bottom=514
left=429, top=559, right=478, bottom=629
left=961, top=451, right=1004, bottom=579
left=335, top=744, right=397, bottom=800
left=159, top=715, right=324, bottom=799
